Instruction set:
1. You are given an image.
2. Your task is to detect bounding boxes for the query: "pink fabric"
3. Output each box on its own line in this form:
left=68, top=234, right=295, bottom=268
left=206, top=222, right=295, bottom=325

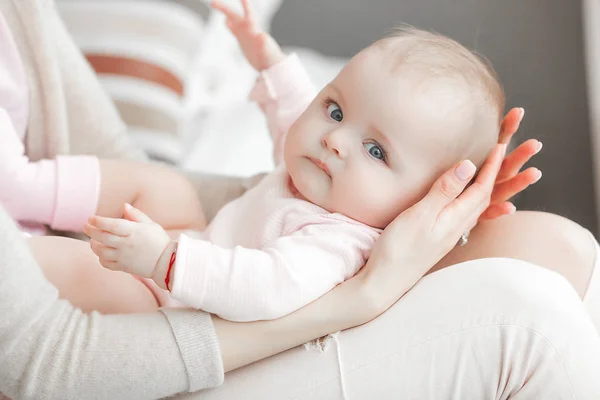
left=0, top=12, right=100, bottom=232
left=248, top=53, right=317, bottom=165
left=171, top=55, right=380, bottom=322
left=173, top=167, right=380, bottom=322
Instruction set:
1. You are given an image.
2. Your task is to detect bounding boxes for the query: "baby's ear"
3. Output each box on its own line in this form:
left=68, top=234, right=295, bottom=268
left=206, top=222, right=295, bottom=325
left=123, top=203, right=154, bottom=223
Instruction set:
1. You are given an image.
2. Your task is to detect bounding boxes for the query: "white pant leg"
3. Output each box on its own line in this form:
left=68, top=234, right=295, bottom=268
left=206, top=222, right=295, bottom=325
left=583, top=230, right=600, bottom=333
left=183, top=259, right=600, bottom=400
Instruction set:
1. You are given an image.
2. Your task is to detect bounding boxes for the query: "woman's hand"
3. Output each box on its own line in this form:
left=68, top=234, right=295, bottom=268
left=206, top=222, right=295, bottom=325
left=482, top=108, right=542, bottom=220
left=355, top=143, right=507, bottom=317
left=213, top=145, right=508, bottom=372
left=212, top=0, right=286, bottom=71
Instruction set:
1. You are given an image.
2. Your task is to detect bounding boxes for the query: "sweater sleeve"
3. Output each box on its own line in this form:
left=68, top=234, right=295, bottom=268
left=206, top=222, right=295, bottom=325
left=171, top=220, right=378, bottom=322
left=0, top=205, right=224, bottom=399
left=248, top=53, right=317, bottom=166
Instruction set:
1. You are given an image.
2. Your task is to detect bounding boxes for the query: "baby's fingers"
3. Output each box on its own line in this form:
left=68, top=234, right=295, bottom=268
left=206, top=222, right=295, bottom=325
left=83, top=224, right=122, bottom=248
left=99, top=260, right=120, bottom=272
left=212, top=0, right=243, bottom=23
left=123, top=203, right=154, bottom=224
left=241, top=0, right=256, bottom=22
left=88, top=215, right=132, bottom=236
left=90, top=239, right=118, bottom=262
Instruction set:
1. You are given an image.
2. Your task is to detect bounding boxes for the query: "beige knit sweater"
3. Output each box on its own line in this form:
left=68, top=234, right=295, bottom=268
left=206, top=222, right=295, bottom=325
left=0, top=203, right=224, bottom=399
left=1, top=0, right=146, bottom=162
left=0, top=0, right=225, bottom=398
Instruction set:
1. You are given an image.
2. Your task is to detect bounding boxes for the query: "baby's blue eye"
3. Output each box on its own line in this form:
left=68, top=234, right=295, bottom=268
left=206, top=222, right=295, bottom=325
left=364, top=142, right=385, bottom=161
left=327, top=103, right=343, bottom=122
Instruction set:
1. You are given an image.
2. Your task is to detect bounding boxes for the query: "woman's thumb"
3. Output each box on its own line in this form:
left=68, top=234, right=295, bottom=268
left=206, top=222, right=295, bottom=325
left=424, top=160, right=476, bottom=211
left=123, top=203, right=154, bottom=223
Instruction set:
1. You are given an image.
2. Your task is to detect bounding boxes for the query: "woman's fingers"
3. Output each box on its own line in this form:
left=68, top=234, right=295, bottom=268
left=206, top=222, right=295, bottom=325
left=479, top=201, right=516, bottom=221
left=491, top=167, right=542, bottom=205
left=420, top=160, right=476, bottom=213
left=498, top=107, right=524, bottom=144
left=418, top=143, right=504, bottom=223
left=496, top=139, right=542, bottom=183
left=472, top=144, right=508, bottom=191
left=438, top=144, right=507, bottom=228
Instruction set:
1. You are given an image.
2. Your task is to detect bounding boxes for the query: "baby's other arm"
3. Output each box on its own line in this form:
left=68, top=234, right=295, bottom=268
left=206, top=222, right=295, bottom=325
left=84, top=204, right=171, bottom=280
left=167, top=221, right=378, bottom=321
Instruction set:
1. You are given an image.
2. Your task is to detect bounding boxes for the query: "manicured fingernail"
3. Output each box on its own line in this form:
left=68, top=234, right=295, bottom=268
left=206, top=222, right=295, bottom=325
left=508, top=203, right=516, bottom=213
left=536, top=141, right=543, bottom=152
left=500, top=143, right=508, bottom=157
left=533, top=169, right=542, bottom=181
left=455, top=160, right=476, bottom=181
left=519, top=108, right=525, bottom=117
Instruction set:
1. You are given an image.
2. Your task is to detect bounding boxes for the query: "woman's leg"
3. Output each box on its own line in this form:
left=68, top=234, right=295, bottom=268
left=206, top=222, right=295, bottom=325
left=187, top=260, right=600, bottom=399
left=27, top=236, right=159, bottom=314
left=433, top=211, right=596, bottom=297
left=96, top=159, right=206, bottom=230
left=582, top=235, right=600, bottom=332
left=430, top=210, right=600, bottom=332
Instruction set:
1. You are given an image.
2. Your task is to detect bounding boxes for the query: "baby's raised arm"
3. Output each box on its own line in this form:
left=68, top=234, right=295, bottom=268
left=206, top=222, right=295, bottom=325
left=213, top=0, right=318, bottom=164
left=211, top=0, right=285, bottom=71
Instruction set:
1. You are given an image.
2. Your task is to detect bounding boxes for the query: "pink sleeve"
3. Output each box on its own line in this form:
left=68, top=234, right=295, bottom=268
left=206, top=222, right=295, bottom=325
left=171, top=222, right=377, bottom=322
left=248, top=53, right=318, bottom=165
left=0, top=19, right=100, bottom=232
left=0, top=113, right=100, bottom=231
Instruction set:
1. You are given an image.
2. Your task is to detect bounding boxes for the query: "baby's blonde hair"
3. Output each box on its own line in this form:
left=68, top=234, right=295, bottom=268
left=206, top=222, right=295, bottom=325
left=373, top=26, right=505, bottom=167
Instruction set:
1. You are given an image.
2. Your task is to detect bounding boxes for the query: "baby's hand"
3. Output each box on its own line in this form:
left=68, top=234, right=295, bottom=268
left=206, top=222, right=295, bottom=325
left=212, top=0, right=286, bottom=71
left=84, top=204, right=171, bottom=279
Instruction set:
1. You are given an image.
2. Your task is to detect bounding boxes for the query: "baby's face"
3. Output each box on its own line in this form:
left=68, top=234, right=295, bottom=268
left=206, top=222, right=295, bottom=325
left=284, top=48, right=466, bottom=228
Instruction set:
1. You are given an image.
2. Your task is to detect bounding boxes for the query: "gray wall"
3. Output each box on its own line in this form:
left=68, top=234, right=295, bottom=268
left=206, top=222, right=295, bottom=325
left=272, top=0, right=597, bottom=234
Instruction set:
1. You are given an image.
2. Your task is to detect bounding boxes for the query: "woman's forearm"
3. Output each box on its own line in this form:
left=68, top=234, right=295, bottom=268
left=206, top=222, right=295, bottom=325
left=212, top=276, right=375, bottom=372
left=212, top=249, right=425, bottom=373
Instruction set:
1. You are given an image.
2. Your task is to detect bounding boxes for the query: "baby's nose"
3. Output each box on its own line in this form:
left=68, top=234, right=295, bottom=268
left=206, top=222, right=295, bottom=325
left=322, top=131, right=347, bottom=158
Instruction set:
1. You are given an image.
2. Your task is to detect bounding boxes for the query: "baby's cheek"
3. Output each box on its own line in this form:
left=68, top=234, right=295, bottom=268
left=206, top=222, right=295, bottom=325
left=332, top=182, right=403, bottom=228
left=365, top=183, right=423, bottom=227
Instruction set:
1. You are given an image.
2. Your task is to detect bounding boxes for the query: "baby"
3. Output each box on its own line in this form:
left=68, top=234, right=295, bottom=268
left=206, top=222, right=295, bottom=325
left=85, top=0, right=504, bottom=321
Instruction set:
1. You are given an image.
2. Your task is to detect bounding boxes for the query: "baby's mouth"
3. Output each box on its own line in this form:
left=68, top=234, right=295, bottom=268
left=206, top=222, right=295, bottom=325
left=309, top=157, right=331, bottom=177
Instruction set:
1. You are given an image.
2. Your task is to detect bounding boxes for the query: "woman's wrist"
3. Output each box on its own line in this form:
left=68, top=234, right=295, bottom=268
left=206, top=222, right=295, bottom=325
left=326, top=272, right=389, bottom=327
left=212, top=275, right=376, bottom=373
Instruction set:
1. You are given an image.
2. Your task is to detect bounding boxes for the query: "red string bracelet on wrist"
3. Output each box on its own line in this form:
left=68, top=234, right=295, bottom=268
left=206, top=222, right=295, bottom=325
left=165, top=250, right=177, bottom=291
